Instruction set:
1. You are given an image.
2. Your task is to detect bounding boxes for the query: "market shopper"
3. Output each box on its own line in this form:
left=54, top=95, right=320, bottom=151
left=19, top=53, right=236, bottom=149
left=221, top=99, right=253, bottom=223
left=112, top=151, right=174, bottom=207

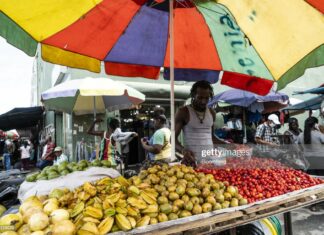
left=175, top=80, right=228, bottom=167
left=19, top=140, right=31, bottom=170
left=36, top=136, right=55, bottom=170
left=298, top=116, right=324, bottom=176
left=299, top=116, right=324, bottom=144
left=283, top=118, right=302, bottom=144
left=53, top=146, right=68, bottom=165
left=141, top=114, right=172, bottom=162
left=255, top=114, right=280, bottom=149
left=3, top=139, right=14, bottom=170
left=88, top=118, right=137, bottom=166
left=110, top=120, right=138, bottom=169
left=298, top=117, right=324, bottom=146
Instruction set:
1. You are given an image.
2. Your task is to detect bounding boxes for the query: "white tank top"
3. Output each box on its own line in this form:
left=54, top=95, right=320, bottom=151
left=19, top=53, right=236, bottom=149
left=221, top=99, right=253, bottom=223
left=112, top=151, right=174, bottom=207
left=183, top=105, right=214, bottom=161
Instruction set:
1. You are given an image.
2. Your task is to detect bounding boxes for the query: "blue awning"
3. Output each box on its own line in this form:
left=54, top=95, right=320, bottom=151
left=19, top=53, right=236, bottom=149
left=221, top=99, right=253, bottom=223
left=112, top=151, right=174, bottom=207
left=293, top=86, right=324, bottom=95
left=283, top=95, right=323, bottom=110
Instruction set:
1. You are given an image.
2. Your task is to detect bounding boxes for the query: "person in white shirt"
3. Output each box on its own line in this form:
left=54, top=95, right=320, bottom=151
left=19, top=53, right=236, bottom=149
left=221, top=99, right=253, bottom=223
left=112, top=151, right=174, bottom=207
left=19, top=140, right=31, bottom=170
left=53, top=146, right=68, bottom=165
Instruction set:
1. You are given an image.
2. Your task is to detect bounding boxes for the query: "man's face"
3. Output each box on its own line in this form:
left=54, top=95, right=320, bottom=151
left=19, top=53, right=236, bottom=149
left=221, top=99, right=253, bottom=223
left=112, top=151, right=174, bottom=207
left=153, top=118, right=161, bottom=129
left=192, top=87, right=211, bottom=112
left=54, top=151, right=61, bottom=157
left=290, top=122, right=298, bottom=131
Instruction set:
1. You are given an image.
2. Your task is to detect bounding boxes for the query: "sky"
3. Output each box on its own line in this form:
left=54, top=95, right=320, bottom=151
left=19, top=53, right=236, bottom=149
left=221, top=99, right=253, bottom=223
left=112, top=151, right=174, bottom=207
left=0, top=38, right=34, bottom=115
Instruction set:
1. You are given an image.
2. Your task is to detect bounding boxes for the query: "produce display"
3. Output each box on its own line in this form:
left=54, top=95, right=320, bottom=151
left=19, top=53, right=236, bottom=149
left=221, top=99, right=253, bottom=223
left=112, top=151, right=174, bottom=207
left=25, top=160, right=112, bottom=182
left=0, top=164, right=248, bottom=234
left=0, top=195, right=75, bottom=235
left=197, top=157, right=324, bottom=203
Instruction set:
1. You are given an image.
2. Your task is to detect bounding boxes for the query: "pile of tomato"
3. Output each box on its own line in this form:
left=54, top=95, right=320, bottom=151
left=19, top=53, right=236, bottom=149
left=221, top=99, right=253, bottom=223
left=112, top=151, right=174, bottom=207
left=197, top=157, right=324, bottom=203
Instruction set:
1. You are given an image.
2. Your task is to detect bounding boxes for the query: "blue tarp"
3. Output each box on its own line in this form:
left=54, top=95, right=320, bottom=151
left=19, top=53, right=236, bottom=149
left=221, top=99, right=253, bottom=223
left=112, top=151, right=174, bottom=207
left=208, top=89, right=289, bottom=107
left=283, top=95, right=323, bottom=110
left=293, top=86, right=324, bottom=95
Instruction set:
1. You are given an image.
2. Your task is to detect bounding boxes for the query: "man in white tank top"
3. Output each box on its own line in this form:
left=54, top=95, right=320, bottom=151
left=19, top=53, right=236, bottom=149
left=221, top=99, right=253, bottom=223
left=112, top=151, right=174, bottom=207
left=175, top=81, right=228, bottom=167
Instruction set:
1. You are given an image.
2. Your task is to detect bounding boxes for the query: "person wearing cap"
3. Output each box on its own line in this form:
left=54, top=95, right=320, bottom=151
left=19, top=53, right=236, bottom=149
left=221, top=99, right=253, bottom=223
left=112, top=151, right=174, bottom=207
left=141, top=114, right=172, bottom=162
left=255, top=114, right=280, bottom=149
left=283, top=118, right=302, bottom=144
left=53, top=146, right=68, bottom=166
left=37, top=135, right=55, bottom=170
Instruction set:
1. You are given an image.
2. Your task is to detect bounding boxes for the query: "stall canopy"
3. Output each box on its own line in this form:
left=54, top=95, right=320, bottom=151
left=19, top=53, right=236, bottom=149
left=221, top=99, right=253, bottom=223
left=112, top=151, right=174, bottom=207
left=208, top=89, right=289, bottom=113
left=283, top=95, right=324, bottom=110
left=293, top=84, right=324, bottom=95
left=0, top=106, right=44, bottom=131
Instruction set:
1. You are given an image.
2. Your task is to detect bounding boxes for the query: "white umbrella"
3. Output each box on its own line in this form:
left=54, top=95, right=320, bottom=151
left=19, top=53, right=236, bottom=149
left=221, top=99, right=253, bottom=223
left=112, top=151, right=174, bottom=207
left=41, top=77, right=145, bottom=115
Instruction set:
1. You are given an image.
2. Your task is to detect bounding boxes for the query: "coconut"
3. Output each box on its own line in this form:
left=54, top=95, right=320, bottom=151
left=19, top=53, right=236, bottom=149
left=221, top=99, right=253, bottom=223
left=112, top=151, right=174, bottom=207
left=52, top=220, right=75, bottom=235
left=50, top=209, right=70, bottom=224
left=23, top=207, right=43, bottom=223
left=43, top=202, right=59, bottom=215
left=28, top=212, right=49, bottom=232
left=19, top=199, right=43, bottom=215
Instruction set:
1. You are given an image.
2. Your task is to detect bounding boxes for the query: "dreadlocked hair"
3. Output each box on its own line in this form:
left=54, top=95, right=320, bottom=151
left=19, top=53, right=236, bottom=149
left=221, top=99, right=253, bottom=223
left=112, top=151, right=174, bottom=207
left=190, top=80, right=214, bottom=99
left=304, top=116, right=318, bottom=144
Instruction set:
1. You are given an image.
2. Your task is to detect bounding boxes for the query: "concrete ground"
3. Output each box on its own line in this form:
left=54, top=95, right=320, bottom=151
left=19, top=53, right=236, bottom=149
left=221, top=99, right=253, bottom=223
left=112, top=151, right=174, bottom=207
left=277, top=202, right=324, bottom=235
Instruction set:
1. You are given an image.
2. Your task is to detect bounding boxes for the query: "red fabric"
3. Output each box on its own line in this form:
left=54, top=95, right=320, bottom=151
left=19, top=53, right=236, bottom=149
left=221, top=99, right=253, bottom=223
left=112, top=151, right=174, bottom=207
left=306, top=0, right=324, bottom=13
left=164, top=7, right=222, bottom=70
left=44, top=142, right=56, bottom=161
left=105, top=62, right=160, bottom=79
left=221, top=71, right=273, bottom=96
left=43, top=0, right=141, bottom=59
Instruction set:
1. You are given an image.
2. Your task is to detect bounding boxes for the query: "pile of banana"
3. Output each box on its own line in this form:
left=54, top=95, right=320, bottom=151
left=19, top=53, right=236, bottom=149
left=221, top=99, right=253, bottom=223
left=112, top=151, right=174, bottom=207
left=0, top=164, right=248, bottom=234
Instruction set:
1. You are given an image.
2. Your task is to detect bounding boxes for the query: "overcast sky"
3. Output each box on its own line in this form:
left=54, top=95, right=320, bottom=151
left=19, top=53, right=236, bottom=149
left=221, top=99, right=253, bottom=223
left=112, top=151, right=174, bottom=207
left=0, top=38, right=34, bottom=115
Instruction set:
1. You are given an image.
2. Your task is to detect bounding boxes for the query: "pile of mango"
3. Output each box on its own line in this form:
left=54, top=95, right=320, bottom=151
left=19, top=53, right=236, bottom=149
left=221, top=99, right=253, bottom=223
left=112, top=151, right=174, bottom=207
left=25, top=159, right=112, bottom=182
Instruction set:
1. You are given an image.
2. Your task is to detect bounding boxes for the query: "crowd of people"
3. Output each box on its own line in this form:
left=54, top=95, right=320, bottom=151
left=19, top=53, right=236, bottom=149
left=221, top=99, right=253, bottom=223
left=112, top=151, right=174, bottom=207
left=0, top=134, right=68, bottom=171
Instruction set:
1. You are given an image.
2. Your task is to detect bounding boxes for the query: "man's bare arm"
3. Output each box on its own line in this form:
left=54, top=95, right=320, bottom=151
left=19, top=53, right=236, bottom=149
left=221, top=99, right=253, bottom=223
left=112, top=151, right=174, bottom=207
left=210, top=109, right=228, bottom=145
left=175, top=107, right=188, bottom=153
left=87, top=119, right=104, bottom=137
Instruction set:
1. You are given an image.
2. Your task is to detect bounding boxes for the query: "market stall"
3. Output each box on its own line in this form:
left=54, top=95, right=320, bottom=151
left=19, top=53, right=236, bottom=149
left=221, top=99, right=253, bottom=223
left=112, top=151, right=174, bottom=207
left=0, top=158, right=323, bottom=235
left=208, top=89, right=289, bottom=144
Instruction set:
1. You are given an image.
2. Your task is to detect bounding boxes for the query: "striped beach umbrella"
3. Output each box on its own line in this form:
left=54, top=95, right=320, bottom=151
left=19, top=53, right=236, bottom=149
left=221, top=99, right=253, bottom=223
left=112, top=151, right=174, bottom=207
left=1, top=0, right=323, bottom=95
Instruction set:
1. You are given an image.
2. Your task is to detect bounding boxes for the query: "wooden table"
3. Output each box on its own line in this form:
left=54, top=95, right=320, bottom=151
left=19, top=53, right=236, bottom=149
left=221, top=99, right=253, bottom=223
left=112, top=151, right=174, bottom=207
left=138, top=185, right=324, bottom=235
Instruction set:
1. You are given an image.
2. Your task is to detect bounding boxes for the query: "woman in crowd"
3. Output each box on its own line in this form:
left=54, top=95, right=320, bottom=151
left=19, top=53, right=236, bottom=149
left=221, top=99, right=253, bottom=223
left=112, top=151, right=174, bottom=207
left=88, top=118, right=137, bottom=166
left=19, top=140, right=31, bottom=170
left=298, top=117, right=324, bottom=176
left=141, top=114, right=172, bottom=162
left=298, top=117, right=324, bottom=146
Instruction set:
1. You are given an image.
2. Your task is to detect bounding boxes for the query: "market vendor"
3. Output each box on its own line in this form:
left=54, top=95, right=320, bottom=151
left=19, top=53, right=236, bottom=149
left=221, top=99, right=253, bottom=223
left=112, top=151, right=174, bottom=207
left=53, top=146, right=68, bottom=165
left=141, top=114, right=172, bottom=162
left=175, top=80, right=228, bottom=167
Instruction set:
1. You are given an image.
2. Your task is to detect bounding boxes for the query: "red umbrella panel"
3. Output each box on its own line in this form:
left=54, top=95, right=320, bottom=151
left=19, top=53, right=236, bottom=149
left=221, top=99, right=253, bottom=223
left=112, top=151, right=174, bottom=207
left=1, top=0, right=323, bottom=95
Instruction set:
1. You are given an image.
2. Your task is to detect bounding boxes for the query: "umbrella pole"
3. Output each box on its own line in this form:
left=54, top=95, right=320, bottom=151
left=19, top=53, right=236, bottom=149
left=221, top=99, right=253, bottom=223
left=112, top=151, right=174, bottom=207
left=169, top=0, right=175, bottom=160
left=93, top=97, right=97, bottom=147
left=243, top=109, right=247, bottom=144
